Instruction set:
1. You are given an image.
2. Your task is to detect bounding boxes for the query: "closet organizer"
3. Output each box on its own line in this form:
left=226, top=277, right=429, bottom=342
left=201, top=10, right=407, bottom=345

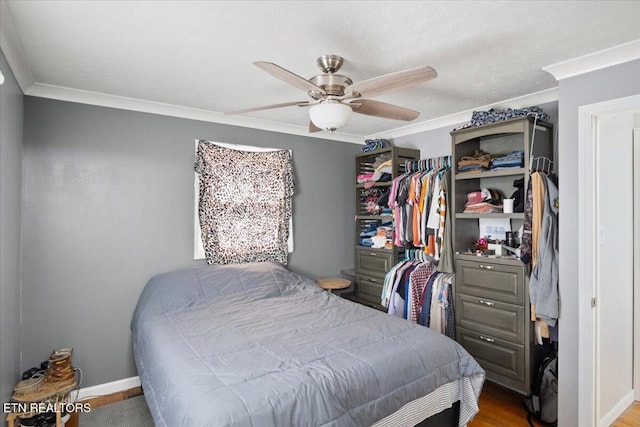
left=451, top=116, right=555, bottom=395
left=354, top=147, right=419, bottom=311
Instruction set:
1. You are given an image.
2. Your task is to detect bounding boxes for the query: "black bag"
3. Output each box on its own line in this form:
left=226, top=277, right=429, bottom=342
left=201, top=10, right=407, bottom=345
left=523, top=354, right=558, bottom=426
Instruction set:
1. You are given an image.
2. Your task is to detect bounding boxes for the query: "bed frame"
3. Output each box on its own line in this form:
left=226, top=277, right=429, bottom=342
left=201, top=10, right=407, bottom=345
left=417, top=401, right=460, bottom=427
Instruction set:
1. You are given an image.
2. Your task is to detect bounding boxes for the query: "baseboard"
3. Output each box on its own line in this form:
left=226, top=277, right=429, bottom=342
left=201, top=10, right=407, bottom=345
left=599, top=390, right=635, bottom=427
left=76, top=376, right=141, bottom=401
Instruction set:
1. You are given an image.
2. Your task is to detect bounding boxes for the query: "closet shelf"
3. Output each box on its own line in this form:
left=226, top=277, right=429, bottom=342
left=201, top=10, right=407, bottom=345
left=455, top=168, right=526, bottom=180
left=355, top=182, right=392, bottom=189
left=355, top=215, right=394, bottom=220
left=456, top=213, right=524, bottom=219
left=355, top=245, right=394, bottom=252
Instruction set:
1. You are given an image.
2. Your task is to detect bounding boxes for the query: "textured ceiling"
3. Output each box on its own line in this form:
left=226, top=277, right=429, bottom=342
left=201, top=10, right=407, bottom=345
left=3, top=0, right=640, bottom=139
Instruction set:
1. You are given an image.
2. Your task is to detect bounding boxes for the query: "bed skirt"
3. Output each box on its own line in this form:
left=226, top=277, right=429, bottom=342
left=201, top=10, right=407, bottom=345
left=373, top=376, right=482, bottom=427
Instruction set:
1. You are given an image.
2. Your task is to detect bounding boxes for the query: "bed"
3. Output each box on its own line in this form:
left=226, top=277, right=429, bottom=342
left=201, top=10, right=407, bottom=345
left=131, top=262, right=485, bottom=426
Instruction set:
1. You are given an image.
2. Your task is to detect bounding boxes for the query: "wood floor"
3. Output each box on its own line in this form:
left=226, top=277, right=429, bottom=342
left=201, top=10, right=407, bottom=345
left=469, top=381, right=546, bottom=427
left=83, top=384, right=640, bottom=426
left=613, top=402, right=640, bottom=427
left=470, top=381, right=640, bottom=427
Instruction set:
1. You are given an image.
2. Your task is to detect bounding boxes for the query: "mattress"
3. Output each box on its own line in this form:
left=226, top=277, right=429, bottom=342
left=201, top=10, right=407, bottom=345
left=131, top=262, right=484, bottom=426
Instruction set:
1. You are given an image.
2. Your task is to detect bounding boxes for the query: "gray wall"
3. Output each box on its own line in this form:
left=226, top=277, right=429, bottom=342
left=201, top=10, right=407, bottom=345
left=557, top=58, right=640, bottom=427
left=0, top=50, right=23, bottom=403
left=394, top=125, right=459, bottom=157
left=22, top=97, right=360, bottom=387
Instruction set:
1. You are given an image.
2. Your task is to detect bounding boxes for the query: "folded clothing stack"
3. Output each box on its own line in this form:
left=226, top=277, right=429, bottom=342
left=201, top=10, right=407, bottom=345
left=361, top=188, right=391, bottom=216
left=361, top=138, right=391, bottom=152
left=358, top=153, right=393, bottom=188
left=371, top=226, right=394, bottom=249
left=491, top=150, right=524, bottom=169
left=457, top=150, right=491, bottom=173
left=357, top=173, right=374, bottom=184
left=360, top=220, right=393, bottom=249
left=463, top=188, right=503, bottom=213
left=458, top=149, right=524, bottom=173
left=453, top=106, right=550, bottom=130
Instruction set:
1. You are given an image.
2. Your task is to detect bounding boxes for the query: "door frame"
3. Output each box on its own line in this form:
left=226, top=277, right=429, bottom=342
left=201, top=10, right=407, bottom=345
left=578, top=94, right=640, bottom=426
left=634, top=128, right=640, bottom=402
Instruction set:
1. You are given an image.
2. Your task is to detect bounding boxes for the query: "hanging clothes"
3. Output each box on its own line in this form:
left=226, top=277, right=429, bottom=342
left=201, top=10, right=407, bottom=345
left=381, top=258, right=455, bottom=339
left=385, top=261, right=420, bottom=318
left=531, top=172, right=546, bottom=268
left=416, top=272, right=454, bottom=338
left=529, top=173, right=559, bottom=327
left=438, top=170, right=454, bottom=273
left=408, top=262, right=437, bottom=323
left=520, top=177, right=534, bottom=266
left=388, top=157, right=452, bottom=268
left=521, top=169, right=559, bottom=344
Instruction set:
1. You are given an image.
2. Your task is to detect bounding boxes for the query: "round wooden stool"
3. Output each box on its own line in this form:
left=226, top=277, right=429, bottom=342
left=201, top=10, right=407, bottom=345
left=316, top=277, right=352, bottom=293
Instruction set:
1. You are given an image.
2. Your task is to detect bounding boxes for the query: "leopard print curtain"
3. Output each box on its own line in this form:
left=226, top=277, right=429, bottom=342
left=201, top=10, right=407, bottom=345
left=195, top=140, right=294, bottom=265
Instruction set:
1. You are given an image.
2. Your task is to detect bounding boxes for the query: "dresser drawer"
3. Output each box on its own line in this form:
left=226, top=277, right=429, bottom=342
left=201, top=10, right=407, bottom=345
left=457, top=327, right=525, bottom=385
left=356, top=249, right=394, bottom=278
left=456, top=294, right=525, bottom=344
left=455, top=260, right=525, bottom=305
left=355, top=273, right=384, bottom=306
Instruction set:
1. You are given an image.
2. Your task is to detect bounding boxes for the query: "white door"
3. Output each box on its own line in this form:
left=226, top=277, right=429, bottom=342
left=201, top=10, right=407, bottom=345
left=594, top=112, right=635, bottom=426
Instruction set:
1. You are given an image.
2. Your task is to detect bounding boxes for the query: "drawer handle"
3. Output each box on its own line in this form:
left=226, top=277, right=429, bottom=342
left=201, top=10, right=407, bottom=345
left=478, top=300, right=495, bottom=306
left=369, top=252, right=377, bottom=256
left=478, top=264, right=495, bottom=270
left=479, top=335, right=495, bottom=343
left=368, top=278, right=378, bottom=283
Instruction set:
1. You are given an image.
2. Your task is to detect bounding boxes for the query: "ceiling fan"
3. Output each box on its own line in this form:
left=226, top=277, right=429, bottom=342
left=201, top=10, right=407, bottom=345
left=225, top=55, right=437, bottom=133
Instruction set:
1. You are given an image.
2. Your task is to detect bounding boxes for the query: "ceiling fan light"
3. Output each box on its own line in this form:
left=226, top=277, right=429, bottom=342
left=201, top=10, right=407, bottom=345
left=309, top=101, right=352, bottom=133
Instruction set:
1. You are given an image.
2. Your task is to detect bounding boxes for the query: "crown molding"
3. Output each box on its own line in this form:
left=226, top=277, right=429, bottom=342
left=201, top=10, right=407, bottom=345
left=25, top=83, right=363, bottom=144
left=543, top=38, right=640, bottom=81
left=0, top=0, right=34, bottom=91
left=26, top=82, right=559, bottom=144
left=368, top=87, right=559, bottom=140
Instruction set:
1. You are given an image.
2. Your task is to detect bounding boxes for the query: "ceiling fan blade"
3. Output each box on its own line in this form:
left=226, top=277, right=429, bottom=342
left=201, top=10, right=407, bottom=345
left=349, top=99, right=420, bottom=121
left=225, top=100, right=311, bottom=115
left=309, top=121, right=322, bottom=133
left=346, top=66, right=437, bottom=99
left=254, top=61, right=326, bottom=95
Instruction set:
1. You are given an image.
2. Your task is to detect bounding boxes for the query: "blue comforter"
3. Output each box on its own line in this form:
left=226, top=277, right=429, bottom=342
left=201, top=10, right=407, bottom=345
left=131, top=262, right=484, bottom=426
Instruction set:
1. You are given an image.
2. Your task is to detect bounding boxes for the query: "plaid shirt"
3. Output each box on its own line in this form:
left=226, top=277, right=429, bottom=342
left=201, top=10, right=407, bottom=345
left=408, top=262, right=436, bottom=323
